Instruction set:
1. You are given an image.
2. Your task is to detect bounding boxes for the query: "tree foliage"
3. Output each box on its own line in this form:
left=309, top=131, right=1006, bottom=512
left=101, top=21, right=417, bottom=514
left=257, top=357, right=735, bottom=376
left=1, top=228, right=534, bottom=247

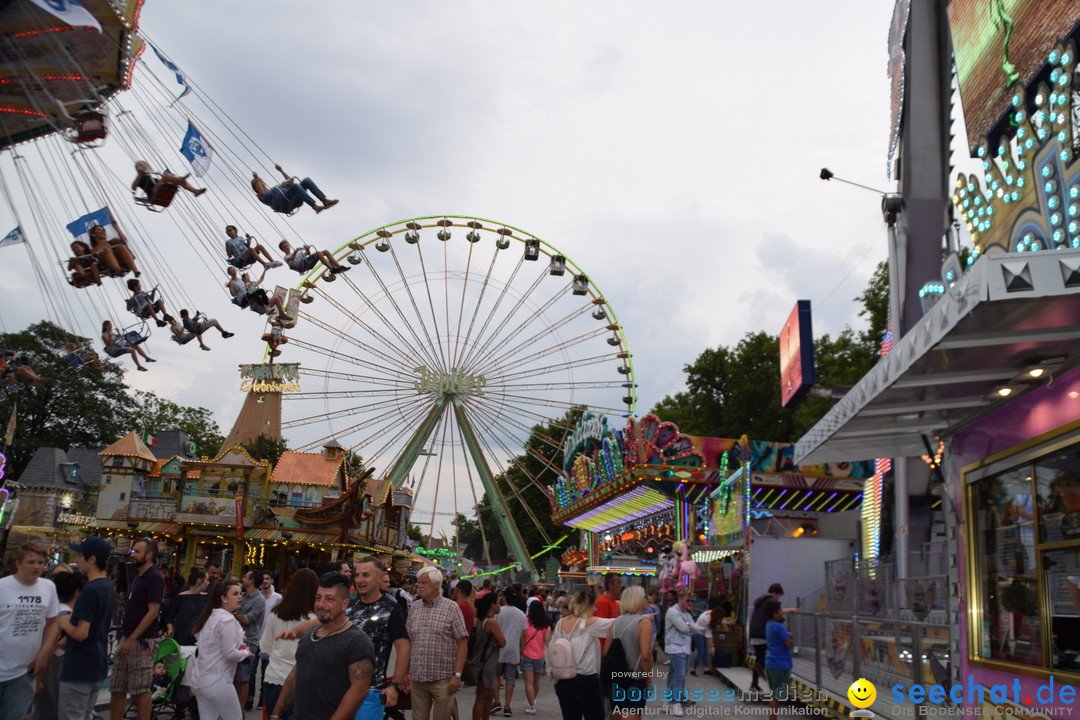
left=239, top=433, right=289, bottom=466
left=651, top=265, right=889, bottom=443
left=133, top=390, right=225, bottom=458
left=0, top=321, right=134, bottom=476
left=0, top=320, right=234, bottom=477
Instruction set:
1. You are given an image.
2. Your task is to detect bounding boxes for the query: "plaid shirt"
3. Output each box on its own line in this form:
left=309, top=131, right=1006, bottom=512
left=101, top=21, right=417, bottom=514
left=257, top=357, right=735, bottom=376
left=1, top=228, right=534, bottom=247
left=406, top=595, right=468, bottom=682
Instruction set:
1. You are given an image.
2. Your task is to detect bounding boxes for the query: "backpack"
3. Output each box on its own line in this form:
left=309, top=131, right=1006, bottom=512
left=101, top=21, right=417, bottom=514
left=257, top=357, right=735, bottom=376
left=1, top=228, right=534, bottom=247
left=600, top=636, right=631, bottom=685
left=549, top=637, right=577, bottom=680
left=549, top=617, right=583, bottom=680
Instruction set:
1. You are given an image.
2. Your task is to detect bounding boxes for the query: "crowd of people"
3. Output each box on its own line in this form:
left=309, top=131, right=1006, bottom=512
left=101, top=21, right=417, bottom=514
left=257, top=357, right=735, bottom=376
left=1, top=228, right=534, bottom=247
left=0, top=541, right=750, bottom=720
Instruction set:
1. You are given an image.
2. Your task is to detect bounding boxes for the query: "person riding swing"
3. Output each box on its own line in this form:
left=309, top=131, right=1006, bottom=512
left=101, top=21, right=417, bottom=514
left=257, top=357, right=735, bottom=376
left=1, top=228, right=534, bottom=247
left=251, top=164, right=338, bottom=215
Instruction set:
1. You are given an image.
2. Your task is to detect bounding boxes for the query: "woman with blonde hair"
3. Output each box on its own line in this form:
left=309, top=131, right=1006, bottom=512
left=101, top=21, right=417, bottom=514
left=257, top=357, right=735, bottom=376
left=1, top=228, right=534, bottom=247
left=603, top=585, right=653, bottom=717
left=551, top=591, right=616, bottom=720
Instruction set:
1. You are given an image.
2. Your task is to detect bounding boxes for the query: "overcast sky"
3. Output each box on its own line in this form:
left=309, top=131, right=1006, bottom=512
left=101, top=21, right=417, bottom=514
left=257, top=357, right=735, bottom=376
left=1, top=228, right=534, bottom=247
left=0, top=2, right=984, bottom=501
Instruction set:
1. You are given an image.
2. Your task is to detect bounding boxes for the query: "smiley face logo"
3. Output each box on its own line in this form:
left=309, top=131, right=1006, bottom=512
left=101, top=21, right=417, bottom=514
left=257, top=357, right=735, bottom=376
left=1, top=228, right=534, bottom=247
left=848, top=678, right=877, bottom=708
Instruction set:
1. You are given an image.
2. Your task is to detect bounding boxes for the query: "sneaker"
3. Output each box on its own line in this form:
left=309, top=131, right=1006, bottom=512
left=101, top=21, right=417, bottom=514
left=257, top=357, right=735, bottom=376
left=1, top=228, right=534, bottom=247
left=490, top=704, right=502, bottom=714
left=146, top=358, right=157, bottom=363
left=137, top=366, right=148, bottom=372
left=155, top=320, right=167, bottom=327
left=689, top=670, right=696, bottom=676
left=313, top=204, right=324, bottom=214
left=504, top=710, right=512, bottom=717
left=322, top=198, right=339, bottom=210
left=222, top=331, right=234, bottom=338
left=671, top=704, right=684, bottom=717
left=268, top=261, right=284, bottom=268
left=338, top=265, right=351, bottom=272
left=200, top=345, right=211, bottom=351
left=525, top=708, right=536, bottom=716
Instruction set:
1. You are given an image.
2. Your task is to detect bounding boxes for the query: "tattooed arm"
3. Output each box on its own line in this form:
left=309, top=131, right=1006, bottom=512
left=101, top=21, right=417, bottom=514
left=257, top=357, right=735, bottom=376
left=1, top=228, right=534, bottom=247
left=329, top=658, right=374, bottom=720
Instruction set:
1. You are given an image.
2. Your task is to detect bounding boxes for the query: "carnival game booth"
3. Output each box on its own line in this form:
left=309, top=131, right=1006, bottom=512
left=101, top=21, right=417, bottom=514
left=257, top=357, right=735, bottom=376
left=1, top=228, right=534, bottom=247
left=795, top=39, right=1080, bottom=719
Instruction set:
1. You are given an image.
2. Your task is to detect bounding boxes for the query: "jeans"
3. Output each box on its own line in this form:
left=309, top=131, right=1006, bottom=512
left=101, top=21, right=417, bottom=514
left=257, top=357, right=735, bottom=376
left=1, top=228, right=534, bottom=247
left=751, top=642, right=767, bottom=687
left=691, top=634, right=708, bottom=670
left=553, top=674, right=605, bottom=720
left=267, top=178, right=326, bottom=213
left=666, top=653, right=688, bottom=703
left=260, top=683, right=291, bottom=720
left=0, top=674, right=37, bottom=720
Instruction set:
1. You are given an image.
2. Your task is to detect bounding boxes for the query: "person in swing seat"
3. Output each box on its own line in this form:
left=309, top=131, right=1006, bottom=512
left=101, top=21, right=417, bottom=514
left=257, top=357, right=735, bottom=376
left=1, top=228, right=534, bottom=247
left=132, top=160, right=206, bottom=199
left=68, top=241, right=102, bottom=286
left=0, top=349, right=49, bottom=390
left=88, top=224, right=140, bottom=277
left=225, top=266, right=291, bottom=321
left=225, top=225, right=283, bottom=269
left=251, top=164, right=338, bottom=215
left=100, top=320, right=154, bottom=371
left=126, top=278, right=173, bottom=327
left=278, top=240, right=348, bottom=275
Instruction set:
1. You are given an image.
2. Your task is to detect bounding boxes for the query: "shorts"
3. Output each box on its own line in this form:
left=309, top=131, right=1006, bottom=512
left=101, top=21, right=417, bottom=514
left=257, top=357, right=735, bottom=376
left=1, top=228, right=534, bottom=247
left=520, top=657, right=545, bottom=674
left=497, top=662, right=518, bottom=685
left=766, top=668, right=791, bottom=695
left=112, top=637, right=159, bottom=695
left=233, top=652, right=258, bottom=683
left=290, top=255, right=319, bottom=273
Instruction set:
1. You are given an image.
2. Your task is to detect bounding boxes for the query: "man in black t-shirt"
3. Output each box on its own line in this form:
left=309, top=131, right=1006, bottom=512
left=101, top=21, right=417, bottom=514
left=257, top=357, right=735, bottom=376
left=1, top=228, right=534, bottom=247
left=346, top=557, right=410, bottom=710
left=57, top=536, right=116, bottom=720
left=111, top=538, right=164, bottom=720
left=272, top=572, right=375, bottom=720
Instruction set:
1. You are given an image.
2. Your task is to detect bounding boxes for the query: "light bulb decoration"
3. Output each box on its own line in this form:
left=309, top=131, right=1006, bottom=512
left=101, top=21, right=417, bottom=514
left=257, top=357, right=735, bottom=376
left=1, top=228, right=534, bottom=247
left=953, top=41, right=1079, bottom=258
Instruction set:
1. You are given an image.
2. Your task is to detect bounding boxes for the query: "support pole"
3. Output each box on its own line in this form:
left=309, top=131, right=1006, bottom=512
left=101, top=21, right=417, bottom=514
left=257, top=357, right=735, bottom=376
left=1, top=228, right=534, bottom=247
left=385, top=398, right=447, bottom=489
left=452, top=398, right=538, bottom=581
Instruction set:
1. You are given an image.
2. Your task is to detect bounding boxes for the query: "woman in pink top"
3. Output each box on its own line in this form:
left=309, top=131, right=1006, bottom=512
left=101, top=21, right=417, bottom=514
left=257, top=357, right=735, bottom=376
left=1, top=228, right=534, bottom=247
left=520, top=601, right=552, bottom=715
left=187, top=581, right=253, bottom=720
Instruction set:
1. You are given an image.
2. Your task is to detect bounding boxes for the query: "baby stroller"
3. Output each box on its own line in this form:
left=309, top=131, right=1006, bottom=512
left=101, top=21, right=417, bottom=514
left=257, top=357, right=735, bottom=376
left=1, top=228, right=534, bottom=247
left=124, top=638, right=194, bottom=720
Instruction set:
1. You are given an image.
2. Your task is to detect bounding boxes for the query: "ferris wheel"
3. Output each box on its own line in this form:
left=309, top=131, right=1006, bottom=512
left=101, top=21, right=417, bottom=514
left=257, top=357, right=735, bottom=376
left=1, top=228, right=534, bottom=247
left=277, top=216, right=636, bottom=577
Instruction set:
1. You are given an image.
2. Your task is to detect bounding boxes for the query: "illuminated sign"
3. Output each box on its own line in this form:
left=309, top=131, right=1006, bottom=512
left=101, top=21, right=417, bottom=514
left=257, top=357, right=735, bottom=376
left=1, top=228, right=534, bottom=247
left=56, top=511, right=97, bottom=526
left=562, top=411, right=608, bottom=474
left=239, top=363, right=300, bottom=393
left=779, top=300, right=815, bottom=408
left=948, top=0, right=1080, bottom=154
left=412, top=367, right=486, bottom=396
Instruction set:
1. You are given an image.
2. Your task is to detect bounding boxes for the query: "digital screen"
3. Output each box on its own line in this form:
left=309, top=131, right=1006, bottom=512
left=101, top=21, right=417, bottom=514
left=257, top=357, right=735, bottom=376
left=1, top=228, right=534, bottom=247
left=779, top=300, right=815, bottom=408
left=948, top=0, right=1080, bottom=155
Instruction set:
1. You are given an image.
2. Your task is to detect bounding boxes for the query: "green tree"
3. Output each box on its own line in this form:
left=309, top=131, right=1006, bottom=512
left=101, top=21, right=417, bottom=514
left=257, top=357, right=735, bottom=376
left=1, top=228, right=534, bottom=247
left=132, top=390, right=225, bottom=458
left=407, top=523, right=426, bottom=545
left=652, top=267, right=889, bottom=443
left=238, top=433, right=289, bottom=465
left=0, top=321, right=134, bottom=476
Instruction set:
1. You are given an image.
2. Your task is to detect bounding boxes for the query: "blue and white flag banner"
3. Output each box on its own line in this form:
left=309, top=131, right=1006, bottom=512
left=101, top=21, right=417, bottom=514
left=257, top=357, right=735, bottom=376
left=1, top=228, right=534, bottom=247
left=0, top=226, right=25, bottom=249
left=27, top=0, right=101, bottom=32
left=180, top=121, right=213, bottom=177
left=66, top=207, right=117, bottom=244
left=148, top=42, right=191, bottom=102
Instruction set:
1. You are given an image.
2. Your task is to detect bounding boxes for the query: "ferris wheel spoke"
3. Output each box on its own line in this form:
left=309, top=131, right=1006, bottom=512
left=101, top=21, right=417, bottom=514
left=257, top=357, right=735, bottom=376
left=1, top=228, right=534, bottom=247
left=458, top=403, right=555, bottom=543
left=463, top=281, right=586, bottom=376
left=491, top=352, right=620, bottom=383
left=393, top=241, right=448, bottom=370
left=457, top=257, right=539, bottom=371
left=282, top=394, right=422, bottom=430
left=360, top=400, right=444, bottom=470
left=497, top=380, right=627, bottom=392
left=450, top=239, right=483, bottom=369
left=484, top=390, right=630, bottom=417
left=416, top=406, right=455, bottom=538
left=452, top=244, right=502, bottom=371
left=350, top=246, right=444, bottom=370
left=478, top=324, right=612, bottom=380
left=296, top=312, right=419, bottom=379
left=305, top=280, right=436, bottom=370
left=293, top=396, right=433, bottom=462
left=287, top=337, right=414, bottom=382
left=461, top=394, right=572, bottom=449
left=297, top=368, right=411, bottom=390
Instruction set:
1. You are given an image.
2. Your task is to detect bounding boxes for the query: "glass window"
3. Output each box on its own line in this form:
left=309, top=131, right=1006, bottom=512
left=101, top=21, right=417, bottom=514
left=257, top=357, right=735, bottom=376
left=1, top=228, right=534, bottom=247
left=1035, top=445, right=1080, bottom=543
left=1044, top=545, right=1080, bottom=672
left=971, top=464, right=1042, bottom=665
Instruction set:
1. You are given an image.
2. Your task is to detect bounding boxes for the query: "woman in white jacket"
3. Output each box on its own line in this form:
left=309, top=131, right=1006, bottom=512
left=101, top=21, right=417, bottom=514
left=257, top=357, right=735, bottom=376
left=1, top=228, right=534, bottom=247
left=187, top=581, right=253, bottom=720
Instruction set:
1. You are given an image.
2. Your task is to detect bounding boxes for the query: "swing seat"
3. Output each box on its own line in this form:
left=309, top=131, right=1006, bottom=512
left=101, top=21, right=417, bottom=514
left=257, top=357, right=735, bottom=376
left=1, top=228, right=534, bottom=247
left=72, top=111, right=107, bottom=144
left=170, top=333, right=196, bottom=346
left=68, top=274, right=97, bottom=289
left=228, top=256, right=257, bottom=270
left=65, top=344, right=97, bottom=368
left=135, top=182, right=179, bottom=211
left=121, top=322, right=151, bottom=347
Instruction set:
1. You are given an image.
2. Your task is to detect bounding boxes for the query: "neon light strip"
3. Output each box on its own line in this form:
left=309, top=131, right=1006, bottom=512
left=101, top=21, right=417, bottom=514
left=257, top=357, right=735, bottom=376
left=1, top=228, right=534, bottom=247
left=809, top=492, right=833, bottom=511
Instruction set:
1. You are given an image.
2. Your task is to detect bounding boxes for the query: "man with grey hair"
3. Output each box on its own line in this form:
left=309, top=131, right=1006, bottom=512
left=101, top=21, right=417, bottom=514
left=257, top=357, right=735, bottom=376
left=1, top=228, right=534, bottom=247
left=405, top=567, right=468, bottom=720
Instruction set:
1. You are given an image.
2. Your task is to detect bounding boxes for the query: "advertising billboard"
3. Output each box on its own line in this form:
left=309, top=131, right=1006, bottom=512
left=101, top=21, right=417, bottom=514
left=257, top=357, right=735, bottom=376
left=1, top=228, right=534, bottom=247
left=779, top=300, right=815, bottom=408
left=948, top=0, right=1080, bottom=154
